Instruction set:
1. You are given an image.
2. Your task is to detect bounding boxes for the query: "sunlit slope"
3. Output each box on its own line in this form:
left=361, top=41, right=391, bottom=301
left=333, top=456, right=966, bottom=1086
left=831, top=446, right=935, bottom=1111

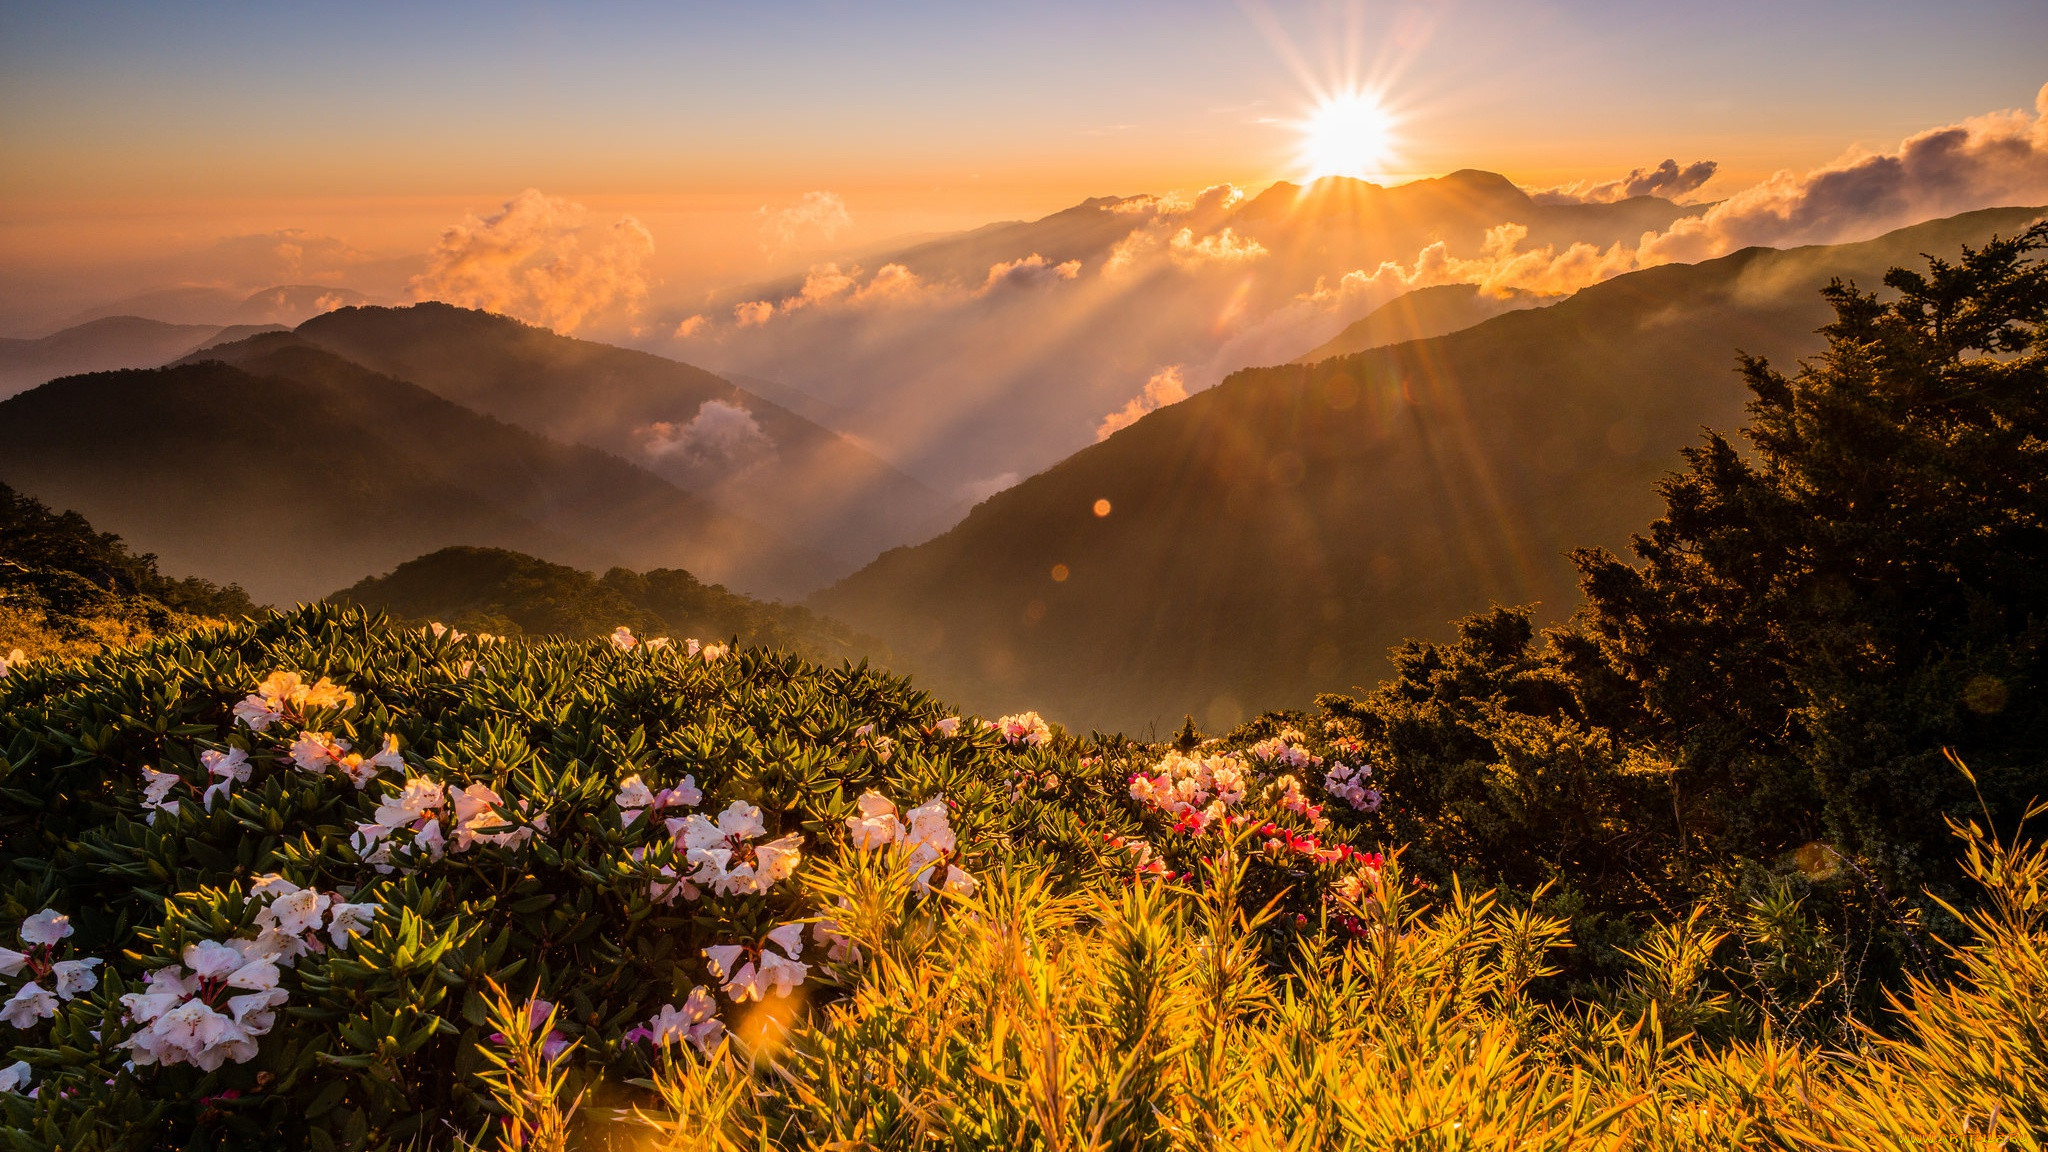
left=1294, top=283, right=1559, bottom=362
left=247, top=303, right=953, bottom=579
left=0, top=347, right=818, bottom=604
left=814, top=206, right=2048, bottom=735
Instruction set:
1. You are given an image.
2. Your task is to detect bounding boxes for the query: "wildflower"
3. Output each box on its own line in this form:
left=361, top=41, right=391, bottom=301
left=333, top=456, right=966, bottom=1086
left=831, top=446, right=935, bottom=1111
left=327, top=902, right=377, bottom=949
left=427, top=622, right=467, bottom=642
left=290, top=732, right=349, bottom=775
left=0, top=1060, right=28, bottom=1093
left=452, top=782, right=541, bottom=851
left=626, top=986, right=723, bottom=1054
left=933, top=716, right=962, bottom=736
left=199, top=747, right=251, bottom=811
left=845, top=791, right=975, bottom=895
left=1, top=983, right=56, bottom=1028
left=0, top=648, right=24, bottom=679
left=1249, top=735, right=1319, bottom=770
left=1322, top=762, right=1382, bottom=812
left=140, top=765, right=183, bottom=823
left=1268, top=775, right=1330, bottom=830
left=333, top=733, right=404, bottom=789
left=700, top=642, right=728, bottom=663
left=49, top=958, right=101, bottom=1000
left=19, top=911, right=70, bottom=948
left=989, top=711, right=1052, bottom=747
left=236, top=671, right=357, bottom=732
left=703, top=923, right=809, bottom=1002
left=644, top=636, right=672, bottom=650
left=617, top=773, right=701, bottom=827
left=676, top=802, right=804, bottom=896
left=610, top=626, right=638, bottom=651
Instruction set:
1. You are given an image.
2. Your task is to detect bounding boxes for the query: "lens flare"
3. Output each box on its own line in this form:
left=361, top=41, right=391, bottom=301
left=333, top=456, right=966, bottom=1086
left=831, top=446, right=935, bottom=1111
left=1297, top=91, right=1396, bottom=181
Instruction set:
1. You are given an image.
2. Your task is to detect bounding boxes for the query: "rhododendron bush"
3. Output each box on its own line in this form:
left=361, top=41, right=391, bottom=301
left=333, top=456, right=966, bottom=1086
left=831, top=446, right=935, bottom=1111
left=0, top=606, right=1389, bottom=1149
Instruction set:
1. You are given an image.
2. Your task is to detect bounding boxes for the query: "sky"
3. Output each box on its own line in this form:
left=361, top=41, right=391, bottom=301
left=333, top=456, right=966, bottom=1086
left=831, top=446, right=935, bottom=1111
left=2, top=0, right=2046, bottom=330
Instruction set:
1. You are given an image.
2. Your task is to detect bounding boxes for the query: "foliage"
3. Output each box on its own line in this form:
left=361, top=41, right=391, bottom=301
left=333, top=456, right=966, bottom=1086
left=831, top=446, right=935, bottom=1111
left=0, top=605, right=1376, bottom=1148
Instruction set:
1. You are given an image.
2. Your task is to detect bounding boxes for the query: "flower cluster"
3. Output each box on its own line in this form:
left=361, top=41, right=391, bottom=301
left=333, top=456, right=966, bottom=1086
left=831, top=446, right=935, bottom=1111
left=615, top=773, right=702, bottom=828
left=232, top=670, right=355, bottom=733
left=1, top=910, right=101, bottom=1029
left=625, top=986, right=724, bottom=1054
left=1328, top=850, right=1388, bottom=908
left=1105, top=835, right=1169, bottom=880
left=670, top=802, right=804, bottom=898
left=1248, top=728, right=1322, bottom=772
left=846, top=791, right=977, bottom=896
left=1128, top=750, right=1250, bottom=833
left=703, top=924, right=808, bottom=1002
left=120, top=940, right=289, bottom=1071
left=609, top=626, right=727, bottom=662
left=1322, top=761, right=1382, bottom=812
left=292, top=731, right=404, bottom=790
left=352, top=777, right=540, bottom=872
left=1266, top=775, right=1329, bottom=829
left=988, top=711, right=1052, bottom=747
left=247, top=874, right=377, bottom=963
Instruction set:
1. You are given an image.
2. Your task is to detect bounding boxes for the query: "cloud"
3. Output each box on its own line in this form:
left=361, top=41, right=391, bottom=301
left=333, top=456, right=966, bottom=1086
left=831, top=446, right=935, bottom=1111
left=733, top=299, right=776, bottom=327
left=1097, top=365, right=1189, bottom=440
left=409, top=189, right=653, bottom=333
left=673, top=314, right=708, bottom=338
left=196, top=230, right=380, bottom=285
left=1531, top=159, right=1719, bottom=205
left=981, top=254, right=1083, bottom=292
left=760, top=191, right=851, bottom=255
left=636, top=400, right=775, bottom=475
left=960, top=472, right=1021, bottom=504
left=1640, top=83, right=2048, bottom=264
left=1168, top=226, right=1268, bottom=268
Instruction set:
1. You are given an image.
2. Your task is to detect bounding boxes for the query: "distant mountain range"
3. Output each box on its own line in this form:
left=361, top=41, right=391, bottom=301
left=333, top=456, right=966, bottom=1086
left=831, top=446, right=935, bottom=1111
left=813, top=206, right=2048, bottom=734
left=653, top=170, right=1705, bottom=497
left=0, top=344, right=819, bottom=604
left=0, top=316, right=286, bottom=395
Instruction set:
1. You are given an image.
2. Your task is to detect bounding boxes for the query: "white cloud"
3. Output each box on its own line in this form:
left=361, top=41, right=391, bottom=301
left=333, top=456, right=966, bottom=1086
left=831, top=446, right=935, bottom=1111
left=409, top=189, right=653, bottom=333
left=1097, top=366, right=1189, bottom=440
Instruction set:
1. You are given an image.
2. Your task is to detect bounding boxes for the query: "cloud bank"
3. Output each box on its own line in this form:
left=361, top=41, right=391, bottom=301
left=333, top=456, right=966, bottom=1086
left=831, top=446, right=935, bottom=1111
left=410, top=189, right=653, bottom=333
left=1097, top=366, right=1189, bottom=440
left=1532, top=159, right=1719, bottom=205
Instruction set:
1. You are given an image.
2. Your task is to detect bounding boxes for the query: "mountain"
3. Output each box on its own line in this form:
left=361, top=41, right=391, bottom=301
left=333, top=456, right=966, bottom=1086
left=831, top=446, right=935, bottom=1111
left=651, top=171, right=1707, bottom=498
left=0, top=481, right=259, bottom=662
left=813, top=206, right=2048, bottom=735
left=196, top=304, right=953, bottom=579
left=0, top=345, right=821, bottom=605
left=1294, top=284, right=1560, bottom=362
left=0, top=316, right=230, bottom=396
left=53, top=283, right=374, bottom=329
left=330, top=545, right=890, bottom=667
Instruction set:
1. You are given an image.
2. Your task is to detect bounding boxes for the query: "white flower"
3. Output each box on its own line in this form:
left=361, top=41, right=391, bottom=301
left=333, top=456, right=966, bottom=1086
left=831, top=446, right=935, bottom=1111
left=610, top=626, right=638, bottom=651
left=232, top=695, right=283, bottom=732
left=637, top=986, right=723, bottom=1053
left=644, top=636, right=672, bottom=651
left=0, top=948, right=23, bottom=978
left=336, top=734, right=403, bottom=789
left=327, top=902, right=378, bottom=949
left=268, top=887, right=331, bottom=937
left=250, top=873, right=301, bottom=900
left=933, top=716, right=962, bottom=737
left=427, top=622, right=466, bottom=642
left=140, top=765, right=183, bottom=822
left=990, top=711, right=1052, bottom=747
left=700, top=643, right=728, bottom=663
left=0, top=1059, right=29, bottom=1093
left=290, top=731, right=348, bottom=775
left=1, top=982, right=57, bottom=1028
left=813, top=917, right=861, bottom=965
left=616, top=774, right=656, bottom=824
left=19, top=909, right=71, bottom=947
left=846, top=791, right=903, bottom=851
left=453, top=782, right=536, bottom=851
left=703, top=927, right=808, bottom=1002
left=661, top=776, right=704, bottom=809
left=49, top=958, right=101, bottom=1000
left=201, top=747, right=251, bottom=782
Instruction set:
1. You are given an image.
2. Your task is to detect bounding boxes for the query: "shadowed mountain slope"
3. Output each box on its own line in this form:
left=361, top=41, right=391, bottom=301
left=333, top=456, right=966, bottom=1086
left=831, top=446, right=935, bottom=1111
left=814, top=206, right=2048, bottom=734
left=0, top=316, right=230, bottom=396
left=0, top=346, right=819, bottom=604
left=1295, top=284, right=1560, bottom=362
left=208, top=304, right=952, bottom=580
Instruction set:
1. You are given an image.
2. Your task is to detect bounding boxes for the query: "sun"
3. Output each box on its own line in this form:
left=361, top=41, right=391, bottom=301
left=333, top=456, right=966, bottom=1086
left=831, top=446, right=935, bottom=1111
left=1297, top=91, right=1396, bottom=182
